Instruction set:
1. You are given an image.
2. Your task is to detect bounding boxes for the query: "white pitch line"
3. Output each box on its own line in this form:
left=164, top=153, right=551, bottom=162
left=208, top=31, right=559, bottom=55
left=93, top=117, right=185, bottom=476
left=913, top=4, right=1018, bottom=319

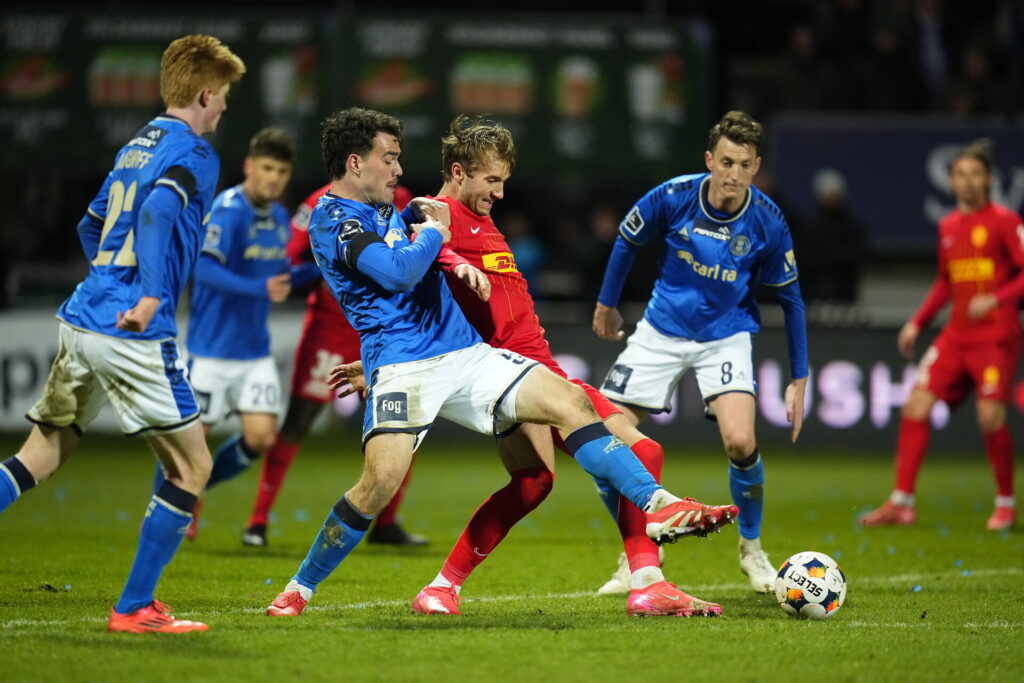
left=3, top=566, right=1022, bottom=629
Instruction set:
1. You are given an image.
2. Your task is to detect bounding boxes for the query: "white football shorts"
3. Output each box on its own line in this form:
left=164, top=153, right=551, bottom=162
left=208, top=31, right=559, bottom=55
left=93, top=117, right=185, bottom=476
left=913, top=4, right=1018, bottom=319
left=28, top=322, right=199, bottom=437
left=600, top=319, right=756, bottom=414
left=362, top=342, right=540, bottom=447
left=188, top=355, right=281, bottom=424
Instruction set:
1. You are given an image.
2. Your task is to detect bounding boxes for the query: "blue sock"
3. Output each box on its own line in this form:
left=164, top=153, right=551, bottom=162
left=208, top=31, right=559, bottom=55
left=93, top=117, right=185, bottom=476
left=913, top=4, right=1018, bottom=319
left=207, top=435, right=259, bottom=489
left=593, top=476, right=619, bottom=520
left=292, top=495, right=373, bottom=592
left=566, top=423, right=658, bottom=511
left=729, top=450, right=764, bottom=540
left=0, top=455, right=36, bottom=514
left=115, top=481, right=196, bottom=614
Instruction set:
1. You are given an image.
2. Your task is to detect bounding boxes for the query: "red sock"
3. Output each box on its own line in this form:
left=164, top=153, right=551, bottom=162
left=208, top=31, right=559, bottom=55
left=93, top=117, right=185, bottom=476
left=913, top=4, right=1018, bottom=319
left=983, top=426, right=1014, bottom=498
left=441, top=467, right=553, bottom=586
left=248, top=436, right=300, bottom=527
left=377, top=451, right=417, bottom=526
left=618, top=438, right=664, bottom=573
left=893, top=417, right=930, bottom=496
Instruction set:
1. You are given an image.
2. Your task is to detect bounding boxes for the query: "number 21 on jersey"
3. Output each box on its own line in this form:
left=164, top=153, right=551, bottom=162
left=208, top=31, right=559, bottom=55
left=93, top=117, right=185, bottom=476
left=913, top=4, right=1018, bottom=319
left=91, top=180, right=138, bottom=267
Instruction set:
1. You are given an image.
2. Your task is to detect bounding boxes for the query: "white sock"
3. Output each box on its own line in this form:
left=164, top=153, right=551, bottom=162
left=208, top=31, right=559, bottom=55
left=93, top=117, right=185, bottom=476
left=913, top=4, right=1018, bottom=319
left=630, top=566, right=666, bottom=590
left=739, top=536, right=762, bottom=553
left=995, top=495, right=1016, bottom=509
left=890, top=490, right=915, bottom=507
left=643, top=488, right=682, bottom=513
left=429, top=572, right=461, bottom=595
left=285, top=580, right=314, bottom=601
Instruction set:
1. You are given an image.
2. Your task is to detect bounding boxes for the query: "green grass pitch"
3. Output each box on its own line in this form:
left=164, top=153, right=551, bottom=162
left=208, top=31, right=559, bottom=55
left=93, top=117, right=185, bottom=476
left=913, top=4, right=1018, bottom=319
left=1, top=432, right=1021, bottom=682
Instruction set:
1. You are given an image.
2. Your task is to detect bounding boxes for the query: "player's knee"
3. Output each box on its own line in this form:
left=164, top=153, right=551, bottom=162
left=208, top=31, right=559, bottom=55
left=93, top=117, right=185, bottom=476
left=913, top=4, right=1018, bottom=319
left=245, top=431, right=276, bottom=455
left=722, top=431, right=755, bottom=459
left=513, top=466, right=555, bottom=511
left=558, top=383, right=600, bottom=430
left=977, top=408, right=1006, bottom=433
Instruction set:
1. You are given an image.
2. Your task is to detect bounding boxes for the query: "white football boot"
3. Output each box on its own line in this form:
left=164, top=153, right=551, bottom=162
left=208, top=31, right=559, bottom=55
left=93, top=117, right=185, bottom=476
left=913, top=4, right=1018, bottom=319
left=596, top=548, right=666, bottom=596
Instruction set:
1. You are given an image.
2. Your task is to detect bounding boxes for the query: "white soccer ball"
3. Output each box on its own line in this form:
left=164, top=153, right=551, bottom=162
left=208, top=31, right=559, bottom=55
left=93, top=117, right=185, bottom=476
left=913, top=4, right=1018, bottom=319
left=774, top=551, right=847, bottom=620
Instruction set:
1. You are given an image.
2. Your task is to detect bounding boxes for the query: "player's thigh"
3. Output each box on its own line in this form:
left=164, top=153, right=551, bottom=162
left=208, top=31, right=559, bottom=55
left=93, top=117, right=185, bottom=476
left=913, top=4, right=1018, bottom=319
left=975, top=398, right=1008, bottom=432
left=571, top=379, right=646, bottom=444
left=599, top=319, right=689, bottom=414
left=497, top=422, right=556, bottom=473
left=964, top=336, right=1020, bottom=405
left=86, top=334, right=199, bottom=436
left=439, top=344, right=545, bottom=436
left=707, top=392, right=757, bottom=455
left=146, top=421, right=212, bottom=494
left=186, top=356, right=232, bottom=425
left=692, top=331, right=757, bottom=406
left=361, top=354, right=458, bottom=446
left=351, top=432, right=417, bottom=514
left=290, top=313, right=361, bottom=403
left=511, top=363, right=598, bottom=434
left=901, top=386, right=939, bottom=421
left=236, top=356, right=282, bottom=417
left=27, top=323, right=106, bottom=435
left=15, top=424, right=80, bottom=483
left=914, top=334, right=972, bottom=407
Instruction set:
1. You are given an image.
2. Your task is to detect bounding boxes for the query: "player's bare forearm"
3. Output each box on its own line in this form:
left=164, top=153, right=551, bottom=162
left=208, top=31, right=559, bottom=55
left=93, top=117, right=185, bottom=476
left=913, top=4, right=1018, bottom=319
left=116, top=296, right=161, bottom=333
left=328, top=360, right=366, bottom=398
left=454, top=263, right=491, bottom=302
left=785, top=376, right=808, bottom=443
left=592, top=302, right=624, bottom=341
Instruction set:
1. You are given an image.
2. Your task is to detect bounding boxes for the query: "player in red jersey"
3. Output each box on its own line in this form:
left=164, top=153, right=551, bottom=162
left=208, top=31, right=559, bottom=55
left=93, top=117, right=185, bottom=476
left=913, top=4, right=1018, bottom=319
left=862, top=140, right=1024, bottom=531
left=332, top=116, right=733, bottom=617
left=242, top=183, right=430, bottom=547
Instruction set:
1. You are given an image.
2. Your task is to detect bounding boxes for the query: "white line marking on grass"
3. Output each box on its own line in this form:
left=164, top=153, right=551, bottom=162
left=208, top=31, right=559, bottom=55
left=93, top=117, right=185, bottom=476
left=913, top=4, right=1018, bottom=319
left=5, top=566, right=1023, bottom=629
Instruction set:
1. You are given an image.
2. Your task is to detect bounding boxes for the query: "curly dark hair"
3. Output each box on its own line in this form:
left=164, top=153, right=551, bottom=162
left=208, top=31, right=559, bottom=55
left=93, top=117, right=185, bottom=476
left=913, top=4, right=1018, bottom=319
left=321, top=107, right=403, bottom=180
left=706, top=110, right=764, bottom=155
left=440, top=114, right=517, bottom=181
left=248, top=127, right=295, bottom=164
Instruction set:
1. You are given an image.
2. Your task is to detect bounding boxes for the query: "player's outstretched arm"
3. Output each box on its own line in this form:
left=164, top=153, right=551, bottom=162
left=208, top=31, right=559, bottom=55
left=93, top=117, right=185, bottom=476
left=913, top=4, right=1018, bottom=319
left=328, top=360, right=365, bottom=398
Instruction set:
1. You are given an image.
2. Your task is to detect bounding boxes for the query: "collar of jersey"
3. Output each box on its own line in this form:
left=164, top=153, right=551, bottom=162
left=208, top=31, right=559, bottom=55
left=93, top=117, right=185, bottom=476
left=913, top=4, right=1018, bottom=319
left=155, top=114, right=188, bottom=126
left=232, top=184, right=274, bottom=217
left=698, top=175, right=751, bottom=224
left=432, top=194, right=489, bottom=225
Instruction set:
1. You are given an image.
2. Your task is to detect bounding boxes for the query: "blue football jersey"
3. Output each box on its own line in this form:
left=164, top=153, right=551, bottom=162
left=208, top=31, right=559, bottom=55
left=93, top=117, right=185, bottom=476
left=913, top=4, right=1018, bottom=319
left=307, top=193, right=480, bottom=378
left=186, top=185, right=292, bottom=359
left=58, top=115, right=219, bottom=340
left=620, top=173, right=799, bottom=342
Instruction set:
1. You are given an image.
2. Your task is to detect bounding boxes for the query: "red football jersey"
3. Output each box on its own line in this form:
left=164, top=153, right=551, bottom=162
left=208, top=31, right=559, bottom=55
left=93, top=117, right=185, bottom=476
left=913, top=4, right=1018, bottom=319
left=912, top=202, right=1024, bottom=343
left=288, top=183, right=414, bottom=321
left=436, top=195, right=560, bottom=373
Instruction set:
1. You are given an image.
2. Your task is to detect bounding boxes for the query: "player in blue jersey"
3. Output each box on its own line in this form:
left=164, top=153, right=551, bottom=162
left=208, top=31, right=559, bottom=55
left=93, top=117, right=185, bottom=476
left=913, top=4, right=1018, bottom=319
left=153, top=127, right=319, bottom=540
left=264, top=107, right=739, bottom=617
left=0, top=35, right=245, bottom=633
left=592, top=110, right=809, bottom=594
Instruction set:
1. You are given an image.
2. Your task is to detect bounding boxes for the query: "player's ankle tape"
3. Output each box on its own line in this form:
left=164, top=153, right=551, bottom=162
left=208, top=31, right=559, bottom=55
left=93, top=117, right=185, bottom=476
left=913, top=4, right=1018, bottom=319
left=156, top=480, right=198, bottom=513
left=333, top=495, right=373, bottom=531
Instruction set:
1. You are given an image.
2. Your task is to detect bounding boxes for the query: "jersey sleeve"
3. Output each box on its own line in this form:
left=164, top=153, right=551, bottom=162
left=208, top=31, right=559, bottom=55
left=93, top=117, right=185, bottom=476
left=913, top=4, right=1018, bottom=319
left=758, top=216, right=800, bottom=287
left=617, top=182, right=670, bottom=246
left=994, top=212, right=1024, bottom=304
left=158, top=140, right=219, bottom=210
left=201, top=196, right=241, bottom=265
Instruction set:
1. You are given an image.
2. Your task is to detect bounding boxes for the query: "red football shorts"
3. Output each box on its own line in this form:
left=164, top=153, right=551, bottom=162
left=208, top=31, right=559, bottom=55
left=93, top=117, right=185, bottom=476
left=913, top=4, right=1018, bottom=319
left=916, top=330, right=1021, bottom=406
left=289, top=305, right=362, bottom=404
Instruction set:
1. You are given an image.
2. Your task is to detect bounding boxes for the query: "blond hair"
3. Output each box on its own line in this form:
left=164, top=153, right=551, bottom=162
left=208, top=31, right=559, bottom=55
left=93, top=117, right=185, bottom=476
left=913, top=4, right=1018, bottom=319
left=160, top=34, right=246, bottom=108
left=440, top=115, right=517, bottom=181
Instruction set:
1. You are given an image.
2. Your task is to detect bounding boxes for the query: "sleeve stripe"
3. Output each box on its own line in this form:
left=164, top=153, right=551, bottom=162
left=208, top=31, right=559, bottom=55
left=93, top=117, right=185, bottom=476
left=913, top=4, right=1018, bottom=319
left=763, top=275, right=799, bottom=287
left=201, top=246, right=227, bottom=264
left=618, top=228, right=643, bottom=246
left=155, top=178, right=189, bottom=209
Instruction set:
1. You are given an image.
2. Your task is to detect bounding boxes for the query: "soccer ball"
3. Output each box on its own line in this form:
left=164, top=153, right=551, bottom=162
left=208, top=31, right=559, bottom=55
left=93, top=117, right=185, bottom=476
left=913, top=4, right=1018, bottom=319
left=775, top=551, right=847, bottom=620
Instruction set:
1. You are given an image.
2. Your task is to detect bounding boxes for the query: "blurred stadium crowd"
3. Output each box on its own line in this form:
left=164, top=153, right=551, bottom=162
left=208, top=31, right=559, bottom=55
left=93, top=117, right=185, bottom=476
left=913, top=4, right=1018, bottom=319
left=1, top=0, right=1021, bottom=309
